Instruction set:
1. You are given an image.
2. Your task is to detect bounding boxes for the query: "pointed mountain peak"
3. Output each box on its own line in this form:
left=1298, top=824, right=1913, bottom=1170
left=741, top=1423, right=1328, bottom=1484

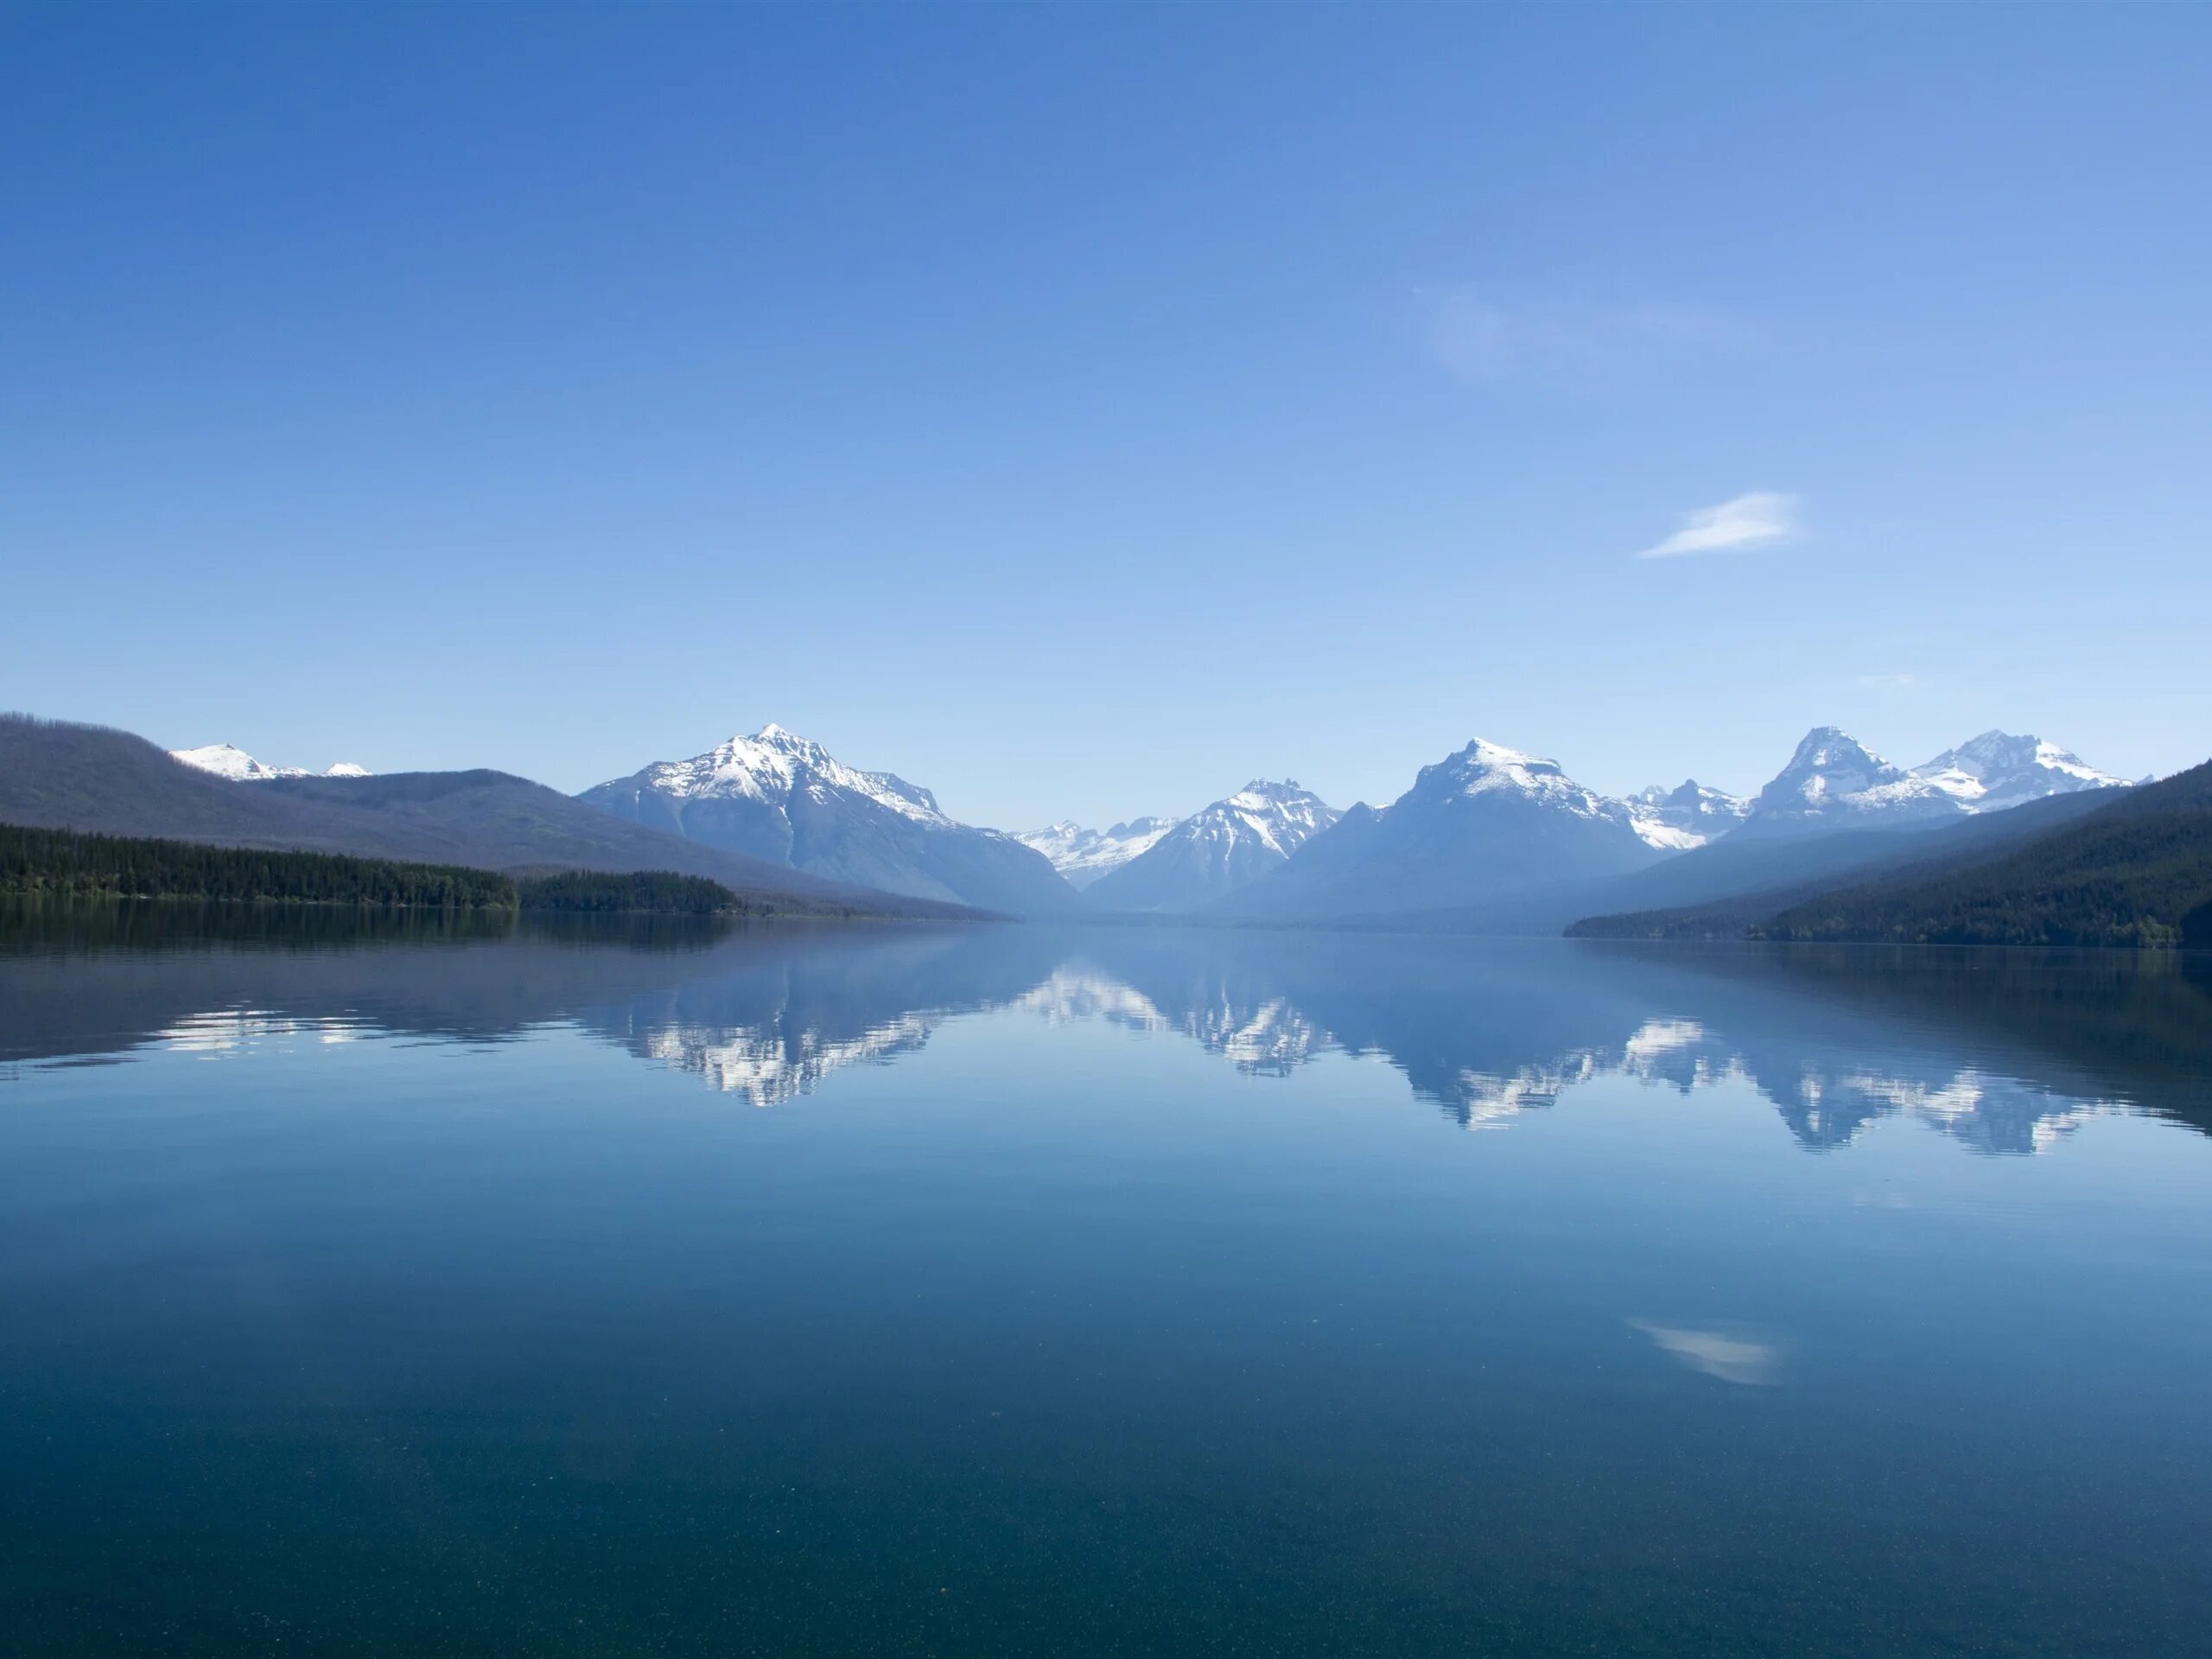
left=749, top=721, right=824, bottom=753
left=1787, top=725, right=1881, bottom=765
left=1457, top=736, right=1547, bottom=768
left=1230, top=779, right=1320, bottom=806
left=1910, top=728, right=2129, bottom=810
left=1419, top=737, right=1585, bottom=803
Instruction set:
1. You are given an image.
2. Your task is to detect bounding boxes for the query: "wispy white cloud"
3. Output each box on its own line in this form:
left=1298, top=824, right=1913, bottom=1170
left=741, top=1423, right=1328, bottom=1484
left=1629, top=1319, right=1783, bottom=1386
left=1429, top=291, right=1753, bottom=385
left=1637, top=491, right=1800, bottom=560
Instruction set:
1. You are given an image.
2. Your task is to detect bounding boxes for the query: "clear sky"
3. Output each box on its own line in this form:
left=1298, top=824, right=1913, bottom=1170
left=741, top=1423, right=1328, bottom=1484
left=5, top=4, right=2208, bottom=829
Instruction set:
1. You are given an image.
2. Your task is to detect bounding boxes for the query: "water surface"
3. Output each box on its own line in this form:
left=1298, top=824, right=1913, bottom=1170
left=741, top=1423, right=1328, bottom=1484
left=3, top=908, right=2209, bottom=1656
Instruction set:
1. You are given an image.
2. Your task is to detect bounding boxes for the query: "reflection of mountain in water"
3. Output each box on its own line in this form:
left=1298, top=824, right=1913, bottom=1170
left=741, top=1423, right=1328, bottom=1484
left=3, top=907, right=2207, bottom=1154
left=1016, top=952, right=2134, bottom=1154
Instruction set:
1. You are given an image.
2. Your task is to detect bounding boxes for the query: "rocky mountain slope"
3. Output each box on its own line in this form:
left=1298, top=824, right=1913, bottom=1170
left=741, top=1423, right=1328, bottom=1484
left=577, top=725, right=1077, bottom=915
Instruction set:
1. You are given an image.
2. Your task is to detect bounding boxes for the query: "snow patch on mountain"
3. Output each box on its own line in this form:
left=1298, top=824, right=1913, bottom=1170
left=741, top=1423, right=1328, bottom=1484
left=577, top=724, right=1077, bottom=914
left=1421, top=739, right=1688, bottom=846
left=631, top=723, right=952, bottom=826
left=1205, top=781, right=1337, bottom=857
left=1628, top=779, right=1751, bottom=850
left=1909, top=731, right=2128, bottom=813
left=1014, top=817, right=1181, bottom=889
left=1086, top=781, right=1338, bottom=912
left=1740, top=728, right=1962, bottom=832
left=1741, top=727, right=2129, bottom=834
left=172, top=744, right=371, bottom=782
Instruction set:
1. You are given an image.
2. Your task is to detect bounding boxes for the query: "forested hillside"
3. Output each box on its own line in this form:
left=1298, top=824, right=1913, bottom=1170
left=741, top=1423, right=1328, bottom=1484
left=0, top=824, right=517, bottom=907
left=513, top=870, right=747, bottom=915
left=1752, top=760, right=2212, bottom=948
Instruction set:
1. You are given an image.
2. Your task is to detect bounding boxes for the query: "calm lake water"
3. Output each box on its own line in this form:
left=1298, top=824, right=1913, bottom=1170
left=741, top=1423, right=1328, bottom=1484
left=3, top=906, right=2209, bottom=1656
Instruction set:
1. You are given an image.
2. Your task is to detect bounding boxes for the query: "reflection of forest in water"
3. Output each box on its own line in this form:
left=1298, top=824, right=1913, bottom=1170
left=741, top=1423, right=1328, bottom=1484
left=5, top=905, right=2209, bottom=1155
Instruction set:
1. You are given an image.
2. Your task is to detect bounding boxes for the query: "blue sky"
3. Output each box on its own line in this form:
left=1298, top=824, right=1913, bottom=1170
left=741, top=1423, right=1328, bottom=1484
left=5, top=4, right=2208, bottom=828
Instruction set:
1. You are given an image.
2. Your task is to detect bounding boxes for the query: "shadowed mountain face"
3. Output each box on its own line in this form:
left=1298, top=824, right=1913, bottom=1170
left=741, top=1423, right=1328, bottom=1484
left=0, top=717, right=966, bottom=918
left=1219, top=740, right=1669, bottom=924
left=8, top=906, right=2206, bottom=1151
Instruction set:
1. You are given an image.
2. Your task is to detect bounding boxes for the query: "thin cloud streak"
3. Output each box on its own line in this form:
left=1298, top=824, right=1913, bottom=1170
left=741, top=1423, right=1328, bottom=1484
left=1637, top=491, right=1801, bottom=560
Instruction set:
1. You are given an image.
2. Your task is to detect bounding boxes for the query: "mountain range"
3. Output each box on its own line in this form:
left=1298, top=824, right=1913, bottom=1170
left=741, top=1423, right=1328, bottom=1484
left=1011, top=818, right=1178, bottom=889
left=13, top=711, right=2168, bottom=933
left=1081, top=781, right=1338, bottom=912
left=1, top=717, right=975, bottom=919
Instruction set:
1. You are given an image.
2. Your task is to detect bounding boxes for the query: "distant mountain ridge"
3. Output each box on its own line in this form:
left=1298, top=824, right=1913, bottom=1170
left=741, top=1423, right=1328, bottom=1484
left=1736, top=727, right=2126, bottom=837
left=576, top=725, right=1077, bottom=915
left=1753, top=758, right=2212, bottom=949
left=10, top=710, right=2161, bottom=937
left=1910, top=730, right=2128, bottom=813
left=1564, top=786, right=2129, bottom=942
left=1628, top=781, right=1750, bottom=849
left=1, top=716, right=969, bottom=919
left=173, top=742, right=371, bottom=781
left=1217, top=739, right=1669, bottom=923
left=1085, top=781, right=1337, bottom=912
left=1014, top=817, right=1180, bottom=889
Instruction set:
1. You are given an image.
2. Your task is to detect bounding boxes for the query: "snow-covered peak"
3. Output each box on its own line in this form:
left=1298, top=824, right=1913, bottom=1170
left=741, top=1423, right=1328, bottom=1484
left=1626, top=779, right=1751, bottom=850
left=1421, top=738, right=1613, bottom=814
left=172, top=744, right=373, bottom=781
left=1744, top=727, right=1961, bottom=830
left=1014, top=816, right=1181, bottom=888
left=1742, top=725, right=2129, bottom=834
left=1085, top=779, right=1342, bottom=910
left=626, top=727, right=950, bottom=826
left=1910, top=730, right=2128, bottom=813
left=170, top=743, right=308, bottom=781
left=1195, top=780, right=1337, bottom=857
left=1404, top=737, right=1708, bottom=849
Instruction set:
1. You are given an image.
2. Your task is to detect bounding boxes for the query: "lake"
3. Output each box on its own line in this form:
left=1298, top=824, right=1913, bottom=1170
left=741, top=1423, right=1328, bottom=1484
left=3, top=907, right=2209, bottom=1656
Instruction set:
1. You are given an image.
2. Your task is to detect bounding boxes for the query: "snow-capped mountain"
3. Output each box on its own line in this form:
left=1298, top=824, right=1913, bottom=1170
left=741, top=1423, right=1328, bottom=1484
left=1628, top=780, right=1752, bottom=850
left=1086, top=781, right=1338, bottom=912
left=575, top=724, right=1077, bottom=915
left=1910, top=731, right=2128, bottom=814
left=1014, top=817, right=1181, bottom=890
left=171, top=744, right=370, bottom=781
left=1220, top=739, right=1669, bottom=921
left=1736, top=727, right=1964, bottom=835
left=1738, top=727, right=2127, bottom=836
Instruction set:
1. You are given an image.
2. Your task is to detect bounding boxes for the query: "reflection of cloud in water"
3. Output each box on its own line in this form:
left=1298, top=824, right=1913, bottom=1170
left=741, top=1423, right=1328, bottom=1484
left=1629, top=1320, right=1783, bottom=1386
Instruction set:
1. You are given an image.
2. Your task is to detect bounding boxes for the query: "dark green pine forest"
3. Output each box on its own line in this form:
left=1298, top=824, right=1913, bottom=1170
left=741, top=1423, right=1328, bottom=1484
left=0, top=824, right=760, bottom=916
left=1751, top=760, right=2212, bottom=949
left=511, top=869, right=751, bottom=915
left=1, top=823, right=518, bottom=908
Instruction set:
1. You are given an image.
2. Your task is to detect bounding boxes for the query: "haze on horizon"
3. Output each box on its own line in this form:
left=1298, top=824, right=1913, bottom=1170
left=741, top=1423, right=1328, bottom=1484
left=4, top=4, right=2208, bottom=830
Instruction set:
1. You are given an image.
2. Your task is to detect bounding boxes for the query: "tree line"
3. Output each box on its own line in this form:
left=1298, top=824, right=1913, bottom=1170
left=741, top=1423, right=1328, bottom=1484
left=0, top=824, right=757, bottom=916
left=1, top=823, right=518, bottom=908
